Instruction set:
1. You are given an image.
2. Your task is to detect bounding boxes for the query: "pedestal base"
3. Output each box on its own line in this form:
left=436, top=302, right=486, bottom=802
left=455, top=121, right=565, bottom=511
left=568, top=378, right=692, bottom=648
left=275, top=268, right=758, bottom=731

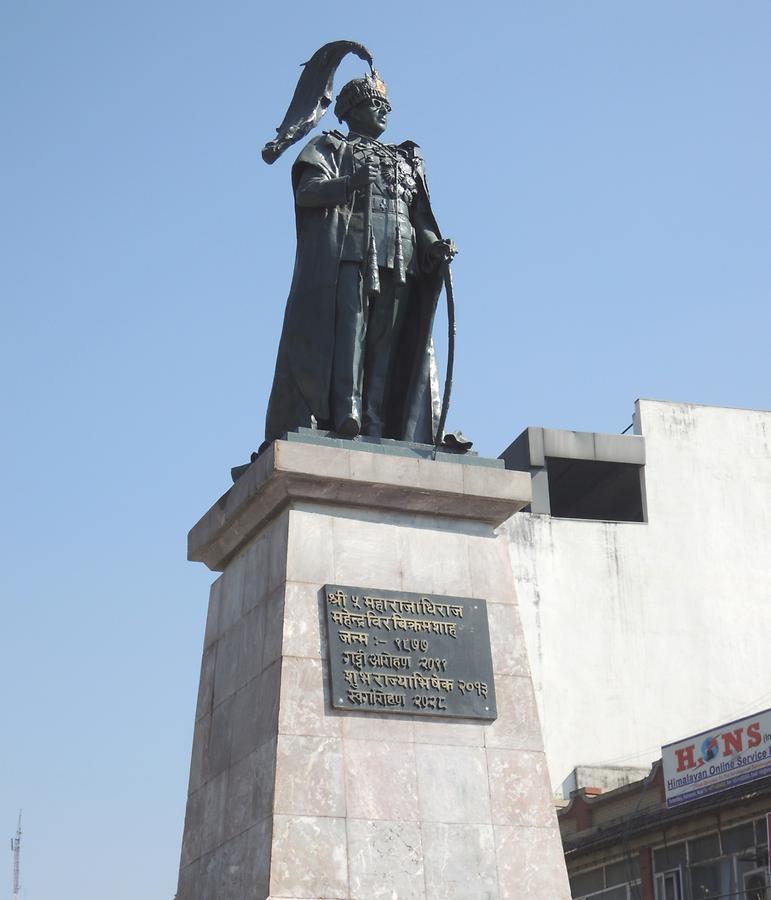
left=177, top=439, right=570, bottom=900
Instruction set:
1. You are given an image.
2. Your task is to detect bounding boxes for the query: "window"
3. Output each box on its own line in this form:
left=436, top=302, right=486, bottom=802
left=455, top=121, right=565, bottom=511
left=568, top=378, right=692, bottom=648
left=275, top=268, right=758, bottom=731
left=654, top=843, right=687, bottom=872
left=744, top=869, right=769, bottom=900
left=722, top=822, right=755, bottom=854
left=574, top=887, right=636, bottom=900
left=591, top=888, right=628, bottom=900
left=689, top=859, right=731, bottom=898
left=688, top=833, right=720, bottom=863
left=570, top=863, right=640, bottom=900
left=571, top=869, right=604, bottom=897
left=605, top=858, right=641, bottom=887
left=655, top=869, right=683, bottom=900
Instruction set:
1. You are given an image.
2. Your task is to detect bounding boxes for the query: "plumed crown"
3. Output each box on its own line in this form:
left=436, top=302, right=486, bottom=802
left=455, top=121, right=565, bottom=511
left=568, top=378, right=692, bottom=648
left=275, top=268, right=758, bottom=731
left=333, top=71, right=390, bottom=122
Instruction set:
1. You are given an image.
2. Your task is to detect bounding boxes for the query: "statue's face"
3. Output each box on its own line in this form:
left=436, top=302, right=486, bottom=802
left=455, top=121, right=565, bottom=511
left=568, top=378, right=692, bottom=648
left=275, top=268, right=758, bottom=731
left=346, top=96, right=390, bottom=138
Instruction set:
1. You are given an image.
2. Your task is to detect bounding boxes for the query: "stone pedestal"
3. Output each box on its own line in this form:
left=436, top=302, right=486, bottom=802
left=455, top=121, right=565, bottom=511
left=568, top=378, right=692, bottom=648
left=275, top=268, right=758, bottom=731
left=177, top=438, right=571, bottom=900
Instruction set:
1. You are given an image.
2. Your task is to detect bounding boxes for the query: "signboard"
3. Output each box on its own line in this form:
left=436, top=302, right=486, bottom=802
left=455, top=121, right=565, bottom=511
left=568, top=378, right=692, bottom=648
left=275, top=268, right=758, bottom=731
left=323, top=583, right=497, bottom=720
left=662, top=707, right=771, bottom=808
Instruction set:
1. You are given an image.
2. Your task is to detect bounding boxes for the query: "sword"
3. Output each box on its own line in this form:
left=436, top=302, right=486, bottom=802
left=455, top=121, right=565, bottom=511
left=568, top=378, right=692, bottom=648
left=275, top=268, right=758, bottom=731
left=434, top=258, right=456, bottom=459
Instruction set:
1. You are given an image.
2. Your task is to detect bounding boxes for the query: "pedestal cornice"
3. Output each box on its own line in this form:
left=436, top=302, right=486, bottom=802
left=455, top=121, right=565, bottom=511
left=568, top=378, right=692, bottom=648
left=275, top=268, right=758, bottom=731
left=188, top=440, right=531, bottom=571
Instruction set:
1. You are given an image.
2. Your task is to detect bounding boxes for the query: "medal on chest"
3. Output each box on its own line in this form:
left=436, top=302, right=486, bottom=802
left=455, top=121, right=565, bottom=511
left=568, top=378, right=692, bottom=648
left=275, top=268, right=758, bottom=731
left=353, top=144, right=418, bottom=203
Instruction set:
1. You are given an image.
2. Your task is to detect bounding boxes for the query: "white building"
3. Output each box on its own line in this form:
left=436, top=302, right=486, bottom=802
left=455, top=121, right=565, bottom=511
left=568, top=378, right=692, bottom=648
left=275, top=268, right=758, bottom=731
left=501, top=399, right=771, bottom=793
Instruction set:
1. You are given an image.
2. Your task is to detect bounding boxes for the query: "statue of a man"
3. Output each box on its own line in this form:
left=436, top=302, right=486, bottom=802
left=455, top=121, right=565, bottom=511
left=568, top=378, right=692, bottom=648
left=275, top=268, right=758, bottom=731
left=262, top=43, right=456, bottom=447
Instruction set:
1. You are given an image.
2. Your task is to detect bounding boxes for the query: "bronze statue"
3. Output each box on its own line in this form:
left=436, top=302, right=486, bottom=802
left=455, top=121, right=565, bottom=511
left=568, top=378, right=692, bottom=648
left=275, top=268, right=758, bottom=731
left=261, top=41, right=457, bottom=448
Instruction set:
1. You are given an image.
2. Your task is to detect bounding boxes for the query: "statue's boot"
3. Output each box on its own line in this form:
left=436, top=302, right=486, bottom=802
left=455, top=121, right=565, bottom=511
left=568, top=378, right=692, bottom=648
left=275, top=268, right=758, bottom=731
left=336, top=416, right=361, bottom=438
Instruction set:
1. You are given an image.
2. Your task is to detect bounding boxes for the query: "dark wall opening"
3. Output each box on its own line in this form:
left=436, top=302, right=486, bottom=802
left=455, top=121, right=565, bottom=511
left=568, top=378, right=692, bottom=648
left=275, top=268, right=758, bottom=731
left=546, top=457, right=645, bottom=522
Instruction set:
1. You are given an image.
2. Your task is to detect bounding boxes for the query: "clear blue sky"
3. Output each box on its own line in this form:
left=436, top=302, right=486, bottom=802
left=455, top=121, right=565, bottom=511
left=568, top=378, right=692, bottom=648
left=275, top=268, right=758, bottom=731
left=2, top=2, right=769, bottom=897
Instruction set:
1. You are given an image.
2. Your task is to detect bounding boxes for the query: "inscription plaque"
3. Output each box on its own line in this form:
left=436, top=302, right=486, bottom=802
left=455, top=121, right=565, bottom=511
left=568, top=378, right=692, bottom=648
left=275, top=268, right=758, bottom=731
left=323, top=584, right=497, bottom=720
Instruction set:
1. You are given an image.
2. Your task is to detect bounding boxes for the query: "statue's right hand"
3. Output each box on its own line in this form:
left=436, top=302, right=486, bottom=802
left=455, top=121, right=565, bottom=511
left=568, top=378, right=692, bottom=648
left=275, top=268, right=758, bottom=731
left=349, top=162, right=379, bottom=192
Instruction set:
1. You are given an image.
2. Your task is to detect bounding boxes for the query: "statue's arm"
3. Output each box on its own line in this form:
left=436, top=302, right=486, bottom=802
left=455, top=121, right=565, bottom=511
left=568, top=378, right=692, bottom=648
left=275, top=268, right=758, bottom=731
left=294, top=164, right=351, bottom=208
left=405, top=147, right=456, bottom=269
left=411, top=193, right=442, bottom=271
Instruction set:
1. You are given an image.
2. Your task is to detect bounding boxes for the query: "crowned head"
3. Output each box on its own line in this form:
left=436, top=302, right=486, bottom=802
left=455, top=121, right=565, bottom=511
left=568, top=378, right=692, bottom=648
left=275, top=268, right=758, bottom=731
left=334, top=72, right=391, bottom=137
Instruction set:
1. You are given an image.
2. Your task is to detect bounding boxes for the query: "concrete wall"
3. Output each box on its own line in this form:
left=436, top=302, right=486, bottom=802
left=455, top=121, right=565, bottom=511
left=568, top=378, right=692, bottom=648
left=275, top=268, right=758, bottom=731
left=504, top=399, right=771, bottom=790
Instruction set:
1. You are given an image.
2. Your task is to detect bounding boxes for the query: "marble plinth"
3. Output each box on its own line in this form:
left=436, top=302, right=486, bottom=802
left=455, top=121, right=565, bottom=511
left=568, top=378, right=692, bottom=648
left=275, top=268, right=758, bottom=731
left=177, top=438, right=570, bottom=900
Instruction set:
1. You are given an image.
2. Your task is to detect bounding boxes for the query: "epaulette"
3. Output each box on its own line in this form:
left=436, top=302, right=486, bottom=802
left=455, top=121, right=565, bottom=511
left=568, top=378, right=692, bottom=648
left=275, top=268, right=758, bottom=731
left=398, top=140, right=422, bottom=159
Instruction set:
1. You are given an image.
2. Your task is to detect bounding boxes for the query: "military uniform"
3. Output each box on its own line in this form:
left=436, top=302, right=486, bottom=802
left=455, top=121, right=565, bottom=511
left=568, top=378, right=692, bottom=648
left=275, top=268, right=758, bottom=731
left=294, top=131, right=440, bottom=436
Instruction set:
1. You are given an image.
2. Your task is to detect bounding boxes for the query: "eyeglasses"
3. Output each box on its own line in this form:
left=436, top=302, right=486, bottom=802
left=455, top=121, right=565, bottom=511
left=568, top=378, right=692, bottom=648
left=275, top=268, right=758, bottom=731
left=367, top=97, right=392, bottom=113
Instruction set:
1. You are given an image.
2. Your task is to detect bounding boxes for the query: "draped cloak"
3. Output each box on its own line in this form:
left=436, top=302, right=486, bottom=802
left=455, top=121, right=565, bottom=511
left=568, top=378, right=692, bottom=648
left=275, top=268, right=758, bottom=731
left=264, top=131, right=444, bottom=445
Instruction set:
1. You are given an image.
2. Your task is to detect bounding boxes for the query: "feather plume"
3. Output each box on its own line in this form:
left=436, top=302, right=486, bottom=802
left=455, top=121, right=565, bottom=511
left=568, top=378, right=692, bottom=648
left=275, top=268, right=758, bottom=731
left=262, top=40, right=374, bottom=164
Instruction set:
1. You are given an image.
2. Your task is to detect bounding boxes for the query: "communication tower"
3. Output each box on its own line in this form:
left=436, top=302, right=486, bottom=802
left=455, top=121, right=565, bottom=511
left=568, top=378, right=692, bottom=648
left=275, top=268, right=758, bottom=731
left=11, top=810, right=21, bottom=900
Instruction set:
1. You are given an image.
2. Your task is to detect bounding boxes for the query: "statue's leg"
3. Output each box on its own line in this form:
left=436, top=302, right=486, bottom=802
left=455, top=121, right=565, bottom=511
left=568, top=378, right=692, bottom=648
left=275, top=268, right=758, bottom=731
left=331, top=262, right=367, bottom=436
left=362, top=268, right=409, bottom=438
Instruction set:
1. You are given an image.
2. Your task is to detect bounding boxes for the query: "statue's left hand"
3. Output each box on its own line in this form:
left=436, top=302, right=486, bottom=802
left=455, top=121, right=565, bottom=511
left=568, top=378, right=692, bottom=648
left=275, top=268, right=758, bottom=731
left=427, top=238, right=458, bottom=266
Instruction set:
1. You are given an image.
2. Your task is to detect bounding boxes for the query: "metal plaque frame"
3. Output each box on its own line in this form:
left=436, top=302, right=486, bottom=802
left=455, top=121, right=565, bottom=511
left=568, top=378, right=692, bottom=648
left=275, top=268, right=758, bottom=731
left=323, top=583, right=497, bottom=720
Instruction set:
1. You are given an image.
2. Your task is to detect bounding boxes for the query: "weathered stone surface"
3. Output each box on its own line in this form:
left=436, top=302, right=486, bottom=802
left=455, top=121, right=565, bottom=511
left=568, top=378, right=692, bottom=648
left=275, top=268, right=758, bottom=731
left=346, top=447, right=426, bottom=489
left=486, top=602, right=531, bottom=678
left=462, top=463, right=525, bottom=503
left=219, top=554, right=247, bottom=634
left=201, top=826, right=248, bottom=900
left=180, top=786, right=205, bottom=869
left=283, top=429, right=503, bottom=468
left=237, top=604, right=266, bottom=687
left=332, top=514, right=405, bottom=589
left=266, top=514, right=290, bottom=591
left=285, top=508, right=336, bottom=584
left=241, top=818, right=273, bottom=900
left=341, top=710, right=415, bottom=743
left=230, top=662, right=281, bottom=764
left=414, top=456, right=465, bottom=494
left=270, top=814, right=348, bottom=898
left=467, top=533, right=517, bottom=603
left=486, top=748, right=555, bottom=827
left=274, top=734, right=345, bottom=817
left=399, top=527, right=473, bottom=596
left=344, top=739, right=419, bottom=821
left=261, top=584, right=286, bottom=672
left=415, top=744, right=491, bottom=825
left=190, top=819, right=272, bottom=900
left=347, top=819, right=425, bottom=900
left=203, top=576, right=223, bottom=649
left=413, top=719, right=485, bottom=748
left=223, top=741, right=277, bottom=841
left=176, top=857, right=200, bottom=900
left=187, top=713, right=211, bottom=793
left=495, top=824, right=571, bottom=900
left=213, top=626, right=243, bottom=707
left=242, top=531, right=270, bottom=614
left=278, top=437, right=352, bottom=480
left=422, top=822, right=498, bottom=900
left=278, top=656, right=341, bottom=738
left=281, top=582, right=324, bottom=659
left=484, top=675, right=544, bottom=752
left=195, top=644, right=216, bottom=722
left=208, top=694, right=235, bottom=779
left=200, top=769, right=228, bottom=857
